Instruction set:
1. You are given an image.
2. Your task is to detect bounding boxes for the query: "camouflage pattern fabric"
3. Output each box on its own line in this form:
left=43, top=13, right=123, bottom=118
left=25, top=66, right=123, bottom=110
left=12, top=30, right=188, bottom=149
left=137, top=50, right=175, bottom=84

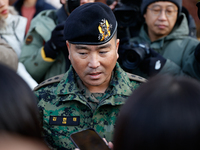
left=35, top=63, right=139, bottom=149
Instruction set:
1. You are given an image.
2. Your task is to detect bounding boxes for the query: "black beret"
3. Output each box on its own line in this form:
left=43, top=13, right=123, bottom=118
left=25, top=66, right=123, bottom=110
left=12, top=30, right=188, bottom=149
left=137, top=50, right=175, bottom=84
left=64, top=2, right=117, bottom=45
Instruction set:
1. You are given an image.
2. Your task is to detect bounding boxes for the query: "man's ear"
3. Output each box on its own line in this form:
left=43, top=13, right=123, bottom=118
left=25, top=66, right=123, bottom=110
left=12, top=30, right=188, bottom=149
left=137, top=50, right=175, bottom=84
left=66, top=41, right=71, bottom=60
left=143, top=13, right=147, bottom=19
left=116, top=39, right=120, bottom=59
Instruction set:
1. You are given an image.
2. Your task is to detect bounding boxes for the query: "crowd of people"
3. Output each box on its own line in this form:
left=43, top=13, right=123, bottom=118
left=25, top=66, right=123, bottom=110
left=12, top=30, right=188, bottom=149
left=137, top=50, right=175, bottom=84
left=1, top=0, right=200, bottom=149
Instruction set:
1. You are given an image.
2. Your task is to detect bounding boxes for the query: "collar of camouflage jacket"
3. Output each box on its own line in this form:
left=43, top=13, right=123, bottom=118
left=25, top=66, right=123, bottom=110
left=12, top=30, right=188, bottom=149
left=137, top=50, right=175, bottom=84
left=54, top=63, right=133, bottom=103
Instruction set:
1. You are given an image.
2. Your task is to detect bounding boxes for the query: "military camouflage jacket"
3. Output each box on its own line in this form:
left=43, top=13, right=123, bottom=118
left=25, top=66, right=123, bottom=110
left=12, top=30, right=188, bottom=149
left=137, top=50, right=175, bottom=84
left=35, top=63, right=139, bottom=149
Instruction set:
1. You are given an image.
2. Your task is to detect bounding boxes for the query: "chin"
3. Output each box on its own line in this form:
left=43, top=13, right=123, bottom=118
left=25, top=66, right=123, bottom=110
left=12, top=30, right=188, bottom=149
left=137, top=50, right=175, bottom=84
left=88, top=82, right=102, bottom=86
left=87, top=80, right=104, bottom=86
left=156, top=32, right=168, bottom=38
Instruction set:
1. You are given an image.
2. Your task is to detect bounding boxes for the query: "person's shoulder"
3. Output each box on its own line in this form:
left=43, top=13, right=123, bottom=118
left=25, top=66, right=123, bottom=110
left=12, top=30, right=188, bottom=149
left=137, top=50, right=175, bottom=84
left=0, top=38, right=18, bottom=71
left=180, top=36, right=200, bottom=49
left=126, top=72, right=147, bottom=83
left=42, top=1, right=56, bottom=10
left=184, top=36, right=200, bottom=43
left=34, top=74, right=64, bottom=91
left=32, top=9, right=56, bottom=21
left=27, top=9, right=57, bottom=39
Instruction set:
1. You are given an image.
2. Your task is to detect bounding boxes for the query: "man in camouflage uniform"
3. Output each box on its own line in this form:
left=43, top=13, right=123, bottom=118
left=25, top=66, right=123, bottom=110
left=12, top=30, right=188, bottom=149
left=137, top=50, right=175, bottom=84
left=34, top=2, right=143, bottom=149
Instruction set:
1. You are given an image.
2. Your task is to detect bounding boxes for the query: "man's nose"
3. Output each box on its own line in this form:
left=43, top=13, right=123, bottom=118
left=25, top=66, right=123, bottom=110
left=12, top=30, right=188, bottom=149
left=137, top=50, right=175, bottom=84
left=158, top=10, right=167, bottom=20
left=88, top=54, right=100, bottom=69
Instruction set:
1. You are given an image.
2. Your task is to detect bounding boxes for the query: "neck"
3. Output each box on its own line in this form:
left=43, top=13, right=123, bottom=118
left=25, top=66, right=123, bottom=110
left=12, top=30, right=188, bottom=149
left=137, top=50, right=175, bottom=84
left=148, top=30, right=165, bottom=42
left=87, top=85, right=109, bottom=93
left=23, top=0, right=37, bottom=7
left=85, top=76, right=111, bottom=93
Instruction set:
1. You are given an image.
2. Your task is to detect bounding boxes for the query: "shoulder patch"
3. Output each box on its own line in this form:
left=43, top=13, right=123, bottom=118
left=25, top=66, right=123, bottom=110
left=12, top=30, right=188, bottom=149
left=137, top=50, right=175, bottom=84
left=25, top=35, right=33, bottom=45
left=126, top=72, right=147, bottom=83
left=34, top=74, right=64, bottom=91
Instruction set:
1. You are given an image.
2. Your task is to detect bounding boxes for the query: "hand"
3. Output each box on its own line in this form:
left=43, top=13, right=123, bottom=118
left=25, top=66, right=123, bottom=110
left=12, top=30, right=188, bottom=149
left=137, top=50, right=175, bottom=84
left=103, top=138, right=113, bottom=150
left=109, top=1, right=118, bottom=10
left=44, top=22, right=67, bottom=59
left=194, top=43, right=200, bottom=63
left=140, top=48, right=166, bottom=76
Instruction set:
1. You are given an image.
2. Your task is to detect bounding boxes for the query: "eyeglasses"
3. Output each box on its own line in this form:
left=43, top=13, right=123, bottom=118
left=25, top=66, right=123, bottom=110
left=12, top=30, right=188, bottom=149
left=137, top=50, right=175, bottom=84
left=147, top=5, right=178, bottom=17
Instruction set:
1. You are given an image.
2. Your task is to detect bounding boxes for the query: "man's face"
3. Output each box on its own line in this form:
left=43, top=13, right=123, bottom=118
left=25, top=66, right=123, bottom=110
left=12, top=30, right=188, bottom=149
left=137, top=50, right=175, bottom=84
left=144, top=1, right=178, bottom=41
left=0, top=0, right=9, bottom=19
left=61, top=0, right=95, bottom=5
left=80, top=0, right=94, bottom=5
left=61, top=0, right=94, bottom=15
left=67, top=37, right=119, bottom=93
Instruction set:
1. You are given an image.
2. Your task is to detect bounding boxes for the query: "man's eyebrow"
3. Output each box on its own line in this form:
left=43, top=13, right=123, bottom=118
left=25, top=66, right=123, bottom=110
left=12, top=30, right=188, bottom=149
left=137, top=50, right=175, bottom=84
left=75, top=45, right=90, bottom=50
left=152, top=4, right=176, bottom=8
left=95, top=43, right=111, bottom=50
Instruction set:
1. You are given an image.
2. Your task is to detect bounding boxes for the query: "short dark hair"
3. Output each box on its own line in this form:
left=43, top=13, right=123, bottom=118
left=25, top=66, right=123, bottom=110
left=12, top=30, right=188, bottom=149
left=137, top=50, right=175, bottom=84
left=113, top=75, right=200, bottom=150
left=0, top=63, right=42, bottom=139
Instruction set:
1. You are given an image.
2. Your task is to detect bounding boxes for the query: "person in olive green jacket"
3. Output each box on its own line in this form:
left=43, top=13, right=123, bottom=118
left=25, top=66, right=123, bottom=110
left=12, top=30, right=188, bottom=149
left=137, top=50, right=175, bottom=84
left=121, top=0, right=200, bottom=80
left=34, top=3, right=143, bottom=149
left=19, top=0, right=94, bottom=83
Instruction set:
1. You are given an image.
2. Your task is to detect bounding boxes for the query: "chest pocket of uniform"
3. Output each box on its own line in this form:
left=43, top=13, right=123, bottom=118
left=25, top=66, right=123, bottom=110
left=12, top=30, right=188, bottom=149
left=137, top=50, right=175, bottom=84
left=49, top=116, right=80, bottom=126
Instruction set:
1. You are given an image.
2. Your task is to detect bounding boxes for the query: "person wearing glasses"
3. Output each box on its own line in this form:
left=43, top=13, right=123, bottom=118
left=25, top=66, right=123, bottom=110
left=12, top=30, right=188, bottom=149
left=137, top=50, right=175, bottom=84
left=126, top=0, right=200, bottom=80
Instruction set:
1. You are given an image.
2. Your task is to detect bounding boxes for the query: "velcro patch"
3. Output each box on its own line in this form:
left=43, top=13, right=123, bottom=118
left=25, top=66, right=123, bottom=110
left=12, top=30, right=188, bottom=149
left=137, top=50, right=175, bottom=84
left=49, top=116, right=80, bottom=126
left=25, top=35, right=33, bottom=45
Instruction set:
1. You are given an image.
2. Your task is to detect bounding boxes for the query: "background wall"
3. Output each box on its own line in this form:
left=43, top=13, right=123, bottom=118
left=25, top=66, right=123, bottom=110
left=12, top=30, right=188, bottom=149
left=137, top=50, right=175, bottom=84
left=183, top=0, right=200, bottom=39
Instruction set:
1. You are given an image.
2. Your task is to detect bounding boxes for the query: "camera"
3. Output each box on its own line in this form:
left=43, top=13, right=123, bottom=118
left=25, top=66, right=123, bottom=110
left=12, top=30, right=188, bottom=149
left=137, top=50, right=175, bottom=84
left=108, top=0, right=143, bottom=29
left=119, top=42, right=150, bottom=70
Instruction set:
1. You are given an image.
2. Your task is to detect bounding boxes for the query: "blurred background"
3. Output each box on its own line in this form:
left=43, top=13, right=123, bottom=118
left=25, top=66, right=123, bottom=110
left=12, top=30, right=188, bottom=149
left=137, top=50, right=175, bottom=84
left=183, top=0, right=200, bottom=39
left=8, top=0, right=200, bottom=40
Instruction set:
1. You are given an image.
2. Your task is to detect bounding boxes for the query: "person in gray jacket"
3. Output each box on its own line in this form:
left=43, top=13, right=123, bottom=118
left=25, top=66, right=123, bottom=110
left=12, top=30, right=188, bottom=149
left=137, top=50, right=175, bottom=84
left=19, top=0, right=94, bottom=83
left=121, top=0, right=200, bottom=80
left=0, top=37, right=18, bottom=71
left=0, top=3, right=38, bottom=89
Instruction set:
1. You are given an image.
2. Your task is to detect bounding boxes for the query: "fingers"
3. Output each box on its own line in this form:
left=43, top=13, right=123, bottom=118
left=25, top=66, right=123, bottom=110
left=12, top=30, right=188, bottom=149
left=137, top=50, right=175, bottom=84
left=103, top=138, right=113, bottom=150
left=102, top=138, right=108, bottom=144
left=109, top=1, right=118, bottom=10
left=108, top=141, right=114, bottom=149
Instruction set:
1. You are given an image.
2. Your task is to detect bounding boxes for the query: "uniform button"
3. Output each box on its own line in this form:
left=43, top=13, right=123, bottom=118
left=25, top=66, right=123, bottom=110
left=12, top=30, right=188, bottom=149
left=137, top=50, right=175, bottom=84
left=54, top=77, right=59, bottom=80
left=41, top=81, right=45, bottom=85
left=34, top=62, right=38, bottom=66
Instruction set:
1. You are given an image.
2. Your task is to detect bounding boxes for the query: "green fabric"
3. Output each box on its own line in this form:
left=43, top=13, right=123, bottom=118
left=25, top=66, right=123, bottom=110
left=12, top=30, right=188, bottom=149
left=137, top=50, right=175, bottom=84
left=20, top=10, right=66, bottom=83
left=35, top=63, right=139, bottom=149
left=130, top=13, right=200, bottom=80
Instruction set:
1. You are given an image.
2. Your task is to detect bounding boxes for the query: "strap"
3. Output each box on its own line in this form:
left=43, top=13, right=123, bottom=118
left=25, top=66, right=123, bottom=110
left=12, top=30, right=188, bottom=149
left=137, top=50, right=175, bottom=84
left=34, top=74, right=64, bottom=91
left=126, top=72, right=147, bottom=83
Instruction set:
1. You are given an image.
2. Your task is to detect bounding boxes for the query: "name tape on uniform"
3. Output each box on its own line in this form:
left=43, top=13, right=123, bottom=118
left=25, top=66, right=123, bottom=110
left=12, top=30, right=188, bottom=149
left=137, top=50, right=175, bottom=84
left=49, top=116, right=80, bottom=126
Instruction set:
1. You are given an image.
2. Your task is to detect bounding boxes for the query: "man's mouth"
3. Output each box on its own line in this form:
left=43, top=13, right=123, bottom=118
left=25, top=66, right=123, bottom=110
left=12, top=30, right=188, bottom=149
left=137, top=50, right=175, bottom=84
left=88, top=72, right=102, bottom=79
left=89, top=72, right=101, bottom=75
left=156, top=24, right=167, bottom=29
